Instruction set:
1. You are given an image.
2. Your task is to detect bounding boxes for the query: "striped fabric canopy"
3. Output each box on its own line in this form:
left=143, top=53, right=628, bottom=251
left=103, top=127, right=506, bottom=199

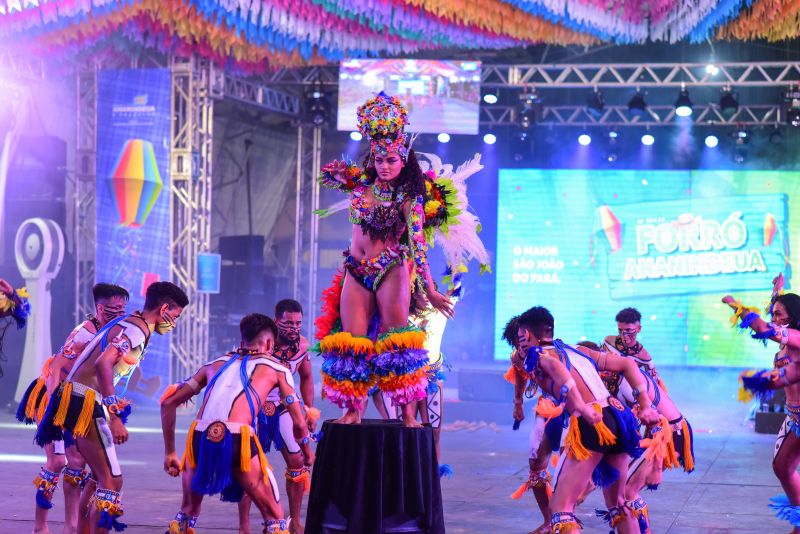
left=0, top=0, right=796, bottom=72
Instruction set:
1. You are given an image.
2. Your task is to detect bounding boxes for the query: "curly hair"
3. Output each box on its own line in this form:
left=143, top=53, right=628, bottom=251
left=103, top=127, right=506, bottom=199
left=361, top=148, right=427, bottom=199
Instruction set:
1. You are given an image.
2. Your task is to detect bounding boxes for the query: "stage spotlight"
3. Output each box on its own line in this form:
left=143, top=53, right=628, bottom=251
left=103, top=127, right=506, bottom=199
left=608, top=129, right=619, bottom=140
left=705, top=134, right=719, bottom=148
left=437, top=133, right=451, bottom=143
left=483, top=133, right=497, bottom=145
left=736, top=128, right=748, bottom=140
left=350, top=131, right=363, bottom=141
left=734, top=143, right=747, bottom=164
left=719, top=89, right=738, bottom=119
left=783, top=88, right=800, bottom=127
left=641, top=133, right=655, bottom=146
left=674, top=86, right=693, bottom=117
left=483, top=93, right=498, bottom=105
left=769, top=126, right=784, bottom=144
left=587, top=89, right=604, bottom=119
left=578, top=133, right=591, bottom=146
left=305, top=85, right=329, bottom=126
left=706, top=63, right=720, bottom=76
left=628, top=91, right=647, bottom=118
left=518, top=91, right=542, bottom=129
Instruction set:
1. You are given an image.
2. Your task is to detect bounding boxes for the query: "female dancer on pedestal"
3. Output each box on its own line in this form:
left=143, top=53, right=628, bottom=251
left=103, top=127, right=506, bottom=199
left=314, top=92, right=489, bottom=427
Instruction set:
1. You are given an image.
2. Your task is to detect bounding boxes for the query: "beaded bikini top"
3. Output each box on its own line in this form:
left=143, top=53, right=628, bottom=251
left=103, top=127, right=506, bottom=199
left=349, top=182, right=410, bottom=241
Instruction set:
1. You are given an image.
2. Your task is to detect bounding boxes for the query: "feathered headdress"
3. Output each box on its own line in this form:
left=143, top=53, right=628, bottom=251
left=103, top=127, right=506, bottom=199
left=356, top=91, right=410, bottom=160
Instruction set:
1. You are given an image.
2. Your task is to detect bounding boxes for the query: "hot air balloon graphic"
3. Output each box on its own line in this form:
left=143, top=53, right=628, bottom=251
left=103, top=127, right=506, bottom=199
left=597, top=205, right=622, bottom=252
left=108, top=139, right=163, bottom=227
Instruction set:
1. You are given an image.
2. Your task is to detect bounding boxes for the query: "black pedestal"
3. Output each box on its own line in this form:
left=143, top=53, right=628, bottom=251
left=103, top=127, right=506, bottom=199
left=305, top=419, right=445, bottom=534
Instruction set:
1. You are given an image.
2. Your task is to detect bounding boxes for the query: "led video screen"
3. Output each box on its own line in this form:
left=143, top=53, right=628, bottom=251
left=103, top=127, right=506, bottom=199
left=494, top=170, right=799, bottom=367
left=337, top=59, right=481, bottom=135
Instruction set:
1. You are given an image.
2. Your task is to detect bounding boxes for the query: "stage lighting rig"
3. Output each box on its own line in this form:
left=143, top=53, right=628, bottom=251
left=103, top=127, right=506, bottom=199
left=587, top=89, right=604, bottom=119
left=784, top=88, right=800, bottom=127
left=627, top=90, right=647, bottom=118
left=517, top=90, right=541, bottom=129
left=674, top=84, right=693, bottom=117
left=719, top=88, right=738, bottom=119
left=305, top=83, right=330, bottom=126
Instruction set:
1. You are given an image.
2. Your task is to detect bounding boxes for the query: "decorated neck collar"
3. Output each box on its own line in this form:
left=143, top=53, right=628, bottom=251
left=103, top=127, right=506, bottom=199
left=615, top=336, right=643, bottom=356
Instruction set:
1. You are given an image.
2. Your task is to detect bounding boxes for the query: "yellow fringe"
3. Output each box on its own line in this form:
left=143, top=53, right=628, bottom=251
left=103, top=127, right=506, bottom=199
left=319, top=332, right=374, bottom=356
left=510, top=481, right=527, bottom=499
left=565, top=416, right=591, bottom=461
left=240, top=426, right=252, bottom=472
left=592, top=404, right=617, bottom=446
left=73, top=389, right=96, bottom=438
left=535, top=397, right=564, bottom=420
left=159, top=384, right=180, bottom=405
left=181, top=420, right=197, bottom=470
left=374, top=329, right=427, bottom=354
left=503, top=365, right=517, bottom=385
left=681, top=419, right=695, bottom=472
left=36, top=392, right=49, bottom=423
left=551, top=453, right=559, bottom=468
left=730, top=300, right=760, bottom=326
left=26, top=378, right=46, bottom=420
left=305, top=406, right=321, bottom=422
left=167, top=520, right=181, bottom=534
left=53, top=382, right=73, bottom=427
left=253, top=431, right=272, bottom=485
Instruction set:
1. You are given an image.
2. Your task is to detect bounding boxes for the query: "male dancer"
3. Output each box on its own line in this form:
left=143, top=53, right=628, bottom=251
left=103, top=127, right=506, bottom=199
left=160, top=313, right=314, bottom=534
left=598, top=309, right=694, bottom=533
left=36, top=281, right=188, bottom=533
left=515, top=307, right=658, bottom=533
left=725, top=273, right=800, bottom=532
left=505, top=314, right=556, bottom=534
left=239, top=300, right=317, bottom=534
left=17, top=283, right=128, bottom=534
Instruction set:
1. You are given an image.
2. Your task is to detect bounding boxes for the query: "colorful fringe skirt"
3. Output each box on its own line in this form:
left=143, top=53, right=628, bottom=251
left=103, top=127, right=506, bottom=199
left=35, top=381, right=105, bottom=447
left=182, top=420, right=278, bottom=503
left=17, top=376, right=50, bottom=425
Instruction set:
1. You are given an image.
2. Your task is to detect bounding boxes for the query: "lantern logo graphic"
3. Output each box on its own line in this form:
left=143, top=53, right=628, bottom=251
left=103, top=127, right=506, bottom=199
left=597, top=205, right=622, bottom=252
left=109, top=139, right=163, bottom=227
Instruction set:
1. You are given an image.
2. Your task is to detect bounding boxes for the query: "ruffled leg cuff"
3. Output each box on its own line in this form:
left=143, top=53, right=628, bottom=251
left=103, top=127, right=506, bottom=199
left=319, top=332, right=375, bottom=410
left=373, top=327, right=429, bottom=407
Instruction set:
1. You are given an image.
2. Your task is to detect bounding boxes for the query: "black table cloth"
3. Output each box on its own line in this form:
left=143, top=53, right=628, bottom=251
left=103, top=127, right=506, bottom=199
left=305, top=419, right=445, bottom=534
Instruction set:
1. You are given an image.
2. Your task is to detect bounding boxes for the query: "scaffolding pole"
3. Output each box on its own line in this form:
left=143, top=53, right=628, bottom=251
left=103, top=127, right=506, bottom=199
left=293, top=125, right=322, bottom=338
left=170, top=55, right=213, bottom=382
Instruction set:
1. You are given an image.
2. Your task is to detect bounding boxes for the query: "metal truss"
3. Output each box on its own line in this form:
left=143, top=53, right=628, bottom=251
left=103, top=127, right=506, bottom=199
left=0, top=48, right=45, bottom=80
left=482, top=103, right=783, bottom=127
left=263, top=66, right=339, bottom=87
left=292, top=125, right=322, bottom=338
left=481, top=62, right=800, bottom=88
left=209, top=64, right=300, bottom=116
left=170, top=55, right=213, bottom=382
left=74, top=68, right=97, bottom=323
left=266, top=62, right=800, bottom=89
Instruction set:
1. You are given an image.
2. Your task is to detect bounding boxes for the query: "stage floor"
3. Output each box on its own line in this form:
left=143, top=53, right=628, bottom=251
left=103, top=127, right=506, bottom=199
left=0, top=369, right=787, bottom=533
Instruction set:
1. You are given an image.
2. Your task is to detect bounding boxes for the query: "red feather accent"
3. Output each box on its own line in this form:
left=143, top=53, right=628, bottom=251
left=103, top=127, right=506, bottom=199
left=315, top=270, right=345, bottom=340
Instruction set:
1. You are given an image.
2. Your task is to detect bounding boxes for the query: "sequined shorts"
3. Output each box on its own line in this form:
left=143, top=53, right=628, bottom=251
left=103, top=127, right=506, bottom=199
left=343, top=245, right=409, bottom=292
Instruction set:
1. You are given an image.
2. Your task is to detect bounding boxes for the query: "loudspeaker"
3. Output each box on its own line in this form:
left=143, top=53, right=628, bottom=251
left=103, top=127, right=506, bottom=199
left=219, top=235, right=264, bottom=265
